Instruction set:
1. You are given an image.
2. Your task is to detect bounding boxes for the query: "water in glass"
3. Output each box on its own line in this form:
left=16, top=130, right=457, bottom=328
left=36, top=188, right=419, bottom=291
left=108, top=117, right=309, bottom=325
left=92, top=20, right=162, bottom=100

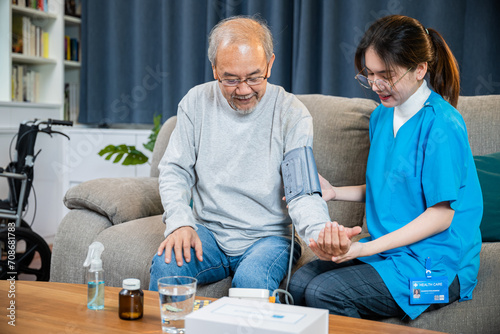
left=159, top=285, right=195, bottom=333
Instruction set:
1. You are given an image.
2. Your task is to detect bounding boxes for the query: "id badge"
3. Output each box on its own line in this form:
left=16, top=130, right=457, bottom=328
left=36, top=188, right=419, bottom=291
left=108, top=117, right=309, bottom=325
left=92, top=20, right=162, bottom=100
left=409, top=257, right=449, bottom=305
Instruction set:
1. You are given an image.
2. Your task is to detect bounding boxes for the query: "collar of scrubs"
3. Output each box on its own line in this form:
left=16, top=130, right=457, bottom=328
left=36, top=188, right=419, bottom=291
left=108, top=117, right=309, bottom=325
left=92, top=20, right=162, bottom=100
left=393, top=80, right=432, bottom=136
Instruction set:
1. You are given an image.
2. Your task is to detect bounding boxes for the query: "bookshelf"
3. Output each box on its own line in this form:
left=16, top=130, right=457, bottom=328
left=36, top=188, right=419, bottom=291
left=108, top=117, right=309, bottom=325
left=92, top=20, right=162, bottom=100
left=64, top=12, right=80, bottom=123
left=0, top=0, right=83, bottom=119
left=0, top=0, right=64, bottom=115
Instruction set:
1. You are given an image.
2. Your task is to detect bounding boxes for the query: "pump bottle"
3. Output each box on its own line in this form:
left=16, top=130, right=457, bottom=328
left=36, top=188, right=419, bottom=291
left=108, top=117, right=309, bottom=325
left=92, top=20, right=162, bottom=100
left=83, top=241, right=105, bottom=310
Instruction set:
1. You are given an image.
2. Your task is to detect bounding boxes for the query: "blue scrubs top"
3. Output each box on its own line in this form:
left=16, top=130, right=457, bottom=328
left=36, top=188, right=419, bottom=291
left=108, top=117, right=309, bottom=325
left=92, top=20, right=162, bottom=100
left=359, top=91, right=483, bottom=319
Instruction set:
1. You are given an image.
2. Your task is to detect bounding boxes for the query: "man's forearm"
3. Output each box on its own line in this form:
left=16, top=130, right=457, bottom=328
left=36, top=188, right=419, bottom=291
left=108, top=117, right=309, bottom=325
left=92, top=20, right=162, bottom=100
left=158, top=159, right=197, bottom=238
left=287, top=194, right=331, bottom=243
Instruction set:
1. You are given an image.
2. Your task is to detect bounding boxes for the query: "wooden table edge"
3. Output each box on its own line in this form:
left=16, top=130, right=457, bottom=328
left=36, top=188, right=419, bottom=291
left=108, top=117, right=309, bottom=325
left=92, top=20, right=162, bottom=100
left=1, top=280, right=444, bottom=334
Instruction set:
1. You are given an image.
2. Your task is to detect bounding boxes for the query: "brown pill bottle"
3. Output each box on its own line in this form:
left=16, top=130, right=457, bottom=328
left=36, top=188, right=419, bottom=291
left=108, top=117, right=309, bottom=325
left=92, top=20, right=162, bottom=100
left=119, top=278, right=144, bottom=320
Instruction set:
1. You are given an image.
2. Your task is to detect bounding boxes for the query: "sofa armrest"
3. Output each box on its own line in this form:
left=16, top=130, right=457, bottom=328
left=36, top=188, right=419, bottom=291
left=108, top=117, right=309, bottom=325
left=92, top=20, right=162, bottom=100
left=64, top=177, right=164, bottom=225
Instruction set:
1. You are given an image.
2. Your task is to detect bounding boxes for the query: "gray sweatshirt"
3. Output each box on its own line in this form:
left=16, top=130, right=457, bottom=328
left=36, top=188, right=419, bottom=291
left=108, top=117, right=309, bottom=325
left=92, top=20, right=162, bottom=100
left=158, top=81, right=331, bottom=256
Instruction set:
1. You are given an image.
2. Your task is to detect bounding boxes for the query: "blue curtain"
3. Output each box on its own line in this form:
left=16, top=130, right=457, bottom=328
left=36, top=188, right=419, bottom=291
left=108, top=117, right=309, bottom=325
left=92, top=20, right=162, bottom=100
left=79, top=0, right=500, bottom=125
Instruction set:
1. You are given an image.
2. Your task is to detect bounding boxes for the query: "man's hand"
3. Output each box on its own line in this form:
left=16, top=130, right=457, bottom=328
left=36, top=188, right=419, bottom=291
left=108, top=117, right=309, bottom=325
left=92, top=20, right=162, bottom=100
left=157, top=226, right=203, bottom=266
left=309, top=222, right=362, bottom=261
left=318, top=174, right=336, bottom=202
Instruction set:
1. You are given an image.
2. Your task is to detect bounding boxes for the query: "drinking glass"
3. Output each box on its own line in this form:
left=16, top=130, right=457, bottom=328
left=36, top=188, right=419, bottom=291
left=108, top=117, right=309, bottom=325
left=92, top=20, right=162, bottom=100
left=158, top=276, right=197, bottom=334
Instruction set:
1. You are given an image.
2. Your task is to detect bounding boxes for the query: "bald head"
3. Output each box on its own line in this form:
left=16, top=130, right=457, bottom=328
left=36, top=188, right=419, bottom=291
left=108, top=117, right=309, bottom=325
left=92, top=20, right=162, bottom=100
left=208, top=16, right=274, bottom=66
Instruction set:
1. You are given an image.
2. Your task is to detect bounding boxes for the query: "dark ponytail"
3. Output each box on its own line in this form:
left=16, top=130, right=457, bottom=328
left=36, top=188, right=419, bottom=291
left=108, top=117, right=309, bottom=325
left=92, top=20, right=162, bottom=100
left=426, top=28, right=460, bottom=107
left=355, top=15, right=460, bottom=107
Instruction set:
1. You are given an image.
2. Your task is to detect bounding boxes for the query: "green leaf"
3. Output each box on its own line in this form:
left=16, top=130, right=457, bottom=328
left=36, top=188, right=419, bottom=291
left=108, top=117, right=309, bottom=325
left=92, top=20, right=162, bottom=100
left=98, top=144, right=116, bottom=156
left=98, top=114, right=161, bottom=166
left=97, top=144, right=148, bottom=165
left=113, top=153, right=124, bottom=163
left=117, top=144, right=130, bottom=152
left=122, top=151, right=148, bottom=165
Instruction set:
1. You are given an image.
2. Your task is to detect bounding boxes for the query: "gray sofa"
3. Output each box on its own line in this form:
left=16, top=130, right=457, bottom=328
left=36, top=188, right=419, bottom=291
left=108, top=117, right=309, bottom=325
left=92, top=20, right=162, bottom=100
left=51, top=93, right=500, bottom=333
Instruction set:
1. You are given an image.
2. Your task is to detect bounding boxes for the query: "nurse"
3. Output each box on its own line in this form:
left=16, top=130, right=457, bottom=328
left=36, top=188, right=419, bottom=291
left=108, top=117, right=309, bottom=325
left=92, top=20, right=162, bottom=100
left=290, top=15, right=483, bottom=320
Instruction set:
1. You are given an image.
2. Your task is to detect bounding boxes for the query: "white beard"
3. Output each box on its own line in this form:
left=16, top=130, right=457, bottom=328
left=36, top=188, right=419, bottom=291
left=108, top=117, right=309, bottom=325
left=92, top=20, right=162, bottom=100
left=231, top=101, right=258, bottom=115
left=230, top=93, right=258, bottom=115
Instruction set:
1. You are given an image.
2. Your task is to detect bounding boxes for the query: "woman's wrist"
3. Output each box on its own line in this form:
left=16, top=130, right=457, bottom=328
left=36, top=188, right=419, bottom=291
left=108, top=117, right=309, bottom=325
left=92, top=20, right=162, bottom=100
left=330, top=186, right=338, bottom=201
left=358, top=240, right=379, bottom=258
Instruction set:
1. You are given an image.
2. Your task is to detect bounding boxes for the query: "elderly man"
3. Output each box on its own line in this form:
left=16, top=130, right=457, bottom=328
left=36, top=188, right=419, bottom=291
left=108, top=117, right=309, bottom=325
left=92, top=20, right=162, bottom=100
left=149, top=16, right=336, bottom=295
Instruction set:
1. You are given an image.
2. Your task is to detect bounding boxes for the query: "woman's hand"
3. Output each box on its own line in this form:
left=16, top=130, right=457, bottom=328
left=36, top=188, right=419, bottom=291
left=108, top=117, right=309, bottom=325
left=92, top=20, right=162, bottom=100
left=330, top=242, right=364, bottom=263
left=319, top=173, right=336, bottom=202
left=309, top=221, right=362, bottom=261
left=282, top=173, right=338, bottom=205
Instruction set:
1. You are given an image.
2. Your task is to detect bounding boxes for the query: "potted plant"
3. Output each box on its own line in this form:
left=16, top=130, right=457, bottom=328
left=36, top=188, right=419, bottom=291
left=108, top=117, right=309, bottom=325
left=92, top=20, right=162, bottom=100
left=98, top=115, right=161, bottom=165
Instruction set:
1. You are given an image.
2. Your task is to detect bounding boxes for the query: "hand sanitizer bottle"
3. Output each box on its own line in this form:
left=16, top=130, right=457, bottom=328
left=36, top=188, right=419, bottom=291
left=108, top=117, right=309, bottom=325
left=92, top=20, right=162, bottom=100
left=83, top=241, right=105, bottom=310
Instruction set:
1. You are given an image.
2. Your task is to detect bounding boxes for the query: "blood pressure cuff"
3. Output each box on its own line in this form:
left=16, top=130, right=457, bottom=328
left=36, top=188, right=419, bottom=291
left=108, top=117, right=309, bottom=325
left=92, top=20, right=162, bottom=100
left=281, top=146, right=322, bottom=204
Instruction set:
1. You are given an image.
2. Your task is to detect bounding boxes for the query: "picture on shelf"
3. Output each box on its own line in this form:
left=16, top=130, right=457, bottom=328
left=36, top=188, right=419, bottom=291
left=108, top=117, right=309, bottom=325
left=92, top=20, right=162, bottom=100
left=65, top=0, right=82, bottom=18
left=12, top=14, right=23, bottom=53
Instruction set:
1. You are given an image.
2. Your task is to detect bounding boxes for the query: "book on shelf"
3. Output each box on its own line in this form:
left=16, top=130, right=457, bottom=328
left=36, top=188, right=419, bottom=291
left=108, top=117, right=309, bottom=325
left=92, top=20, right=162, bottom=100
left=11, top=14, right=49, bottom=58
left=12, top=0, right=49, bottom=12
left=65, top=36, right=70, bottom=60
left=11, top=65, right=40, bottom=103
left=64, top=82, right=80, bottom=121
left=64, top=35, right=80, bottom=61
left=42, top=32, right=49, bottom=58
left=70, top=38, right=79, bottom=61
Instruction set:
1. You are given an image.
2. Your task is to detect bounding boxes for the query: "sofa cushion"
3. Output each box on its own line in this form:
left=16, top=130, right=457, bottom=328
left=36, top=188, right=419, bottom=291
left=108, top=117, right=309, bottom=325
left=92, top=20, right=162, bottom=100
left=150, top=116, right=177, bottom=178
left=64, top=177, right=164, bottom=225
left=457, top=95, right=500, bottom=156
left=95, top=215, right=165, bottom=289
left=296, top=95, right=377, bottom=228
left=474, top=151, right=500, bottom=241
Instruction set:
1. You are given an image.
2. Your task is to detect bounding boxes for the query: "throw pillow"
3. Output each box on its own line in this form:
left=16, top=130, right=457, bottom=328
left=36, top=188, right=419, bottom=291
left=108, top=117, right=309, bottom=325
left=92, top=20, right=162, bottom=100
left=64, top=177, right=163, bottom=225
left=474, top=151, right=500, bottom=242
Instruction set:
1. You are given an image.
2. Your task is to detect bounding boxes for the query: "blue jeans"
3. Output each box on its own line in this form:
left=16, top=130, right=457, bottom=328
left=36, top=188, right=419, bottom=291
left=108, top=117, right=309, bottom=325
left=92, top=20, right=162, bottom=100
left=149, top=224, right=301, bottom=298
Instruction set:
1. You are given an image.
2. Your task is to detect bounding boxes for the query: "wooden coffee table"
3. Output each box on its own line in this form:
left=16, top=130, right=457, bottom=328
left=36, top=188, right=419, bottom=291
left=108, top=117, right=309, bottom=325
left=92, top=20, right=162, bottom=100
left=0, top=281, right=443, bottom=333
